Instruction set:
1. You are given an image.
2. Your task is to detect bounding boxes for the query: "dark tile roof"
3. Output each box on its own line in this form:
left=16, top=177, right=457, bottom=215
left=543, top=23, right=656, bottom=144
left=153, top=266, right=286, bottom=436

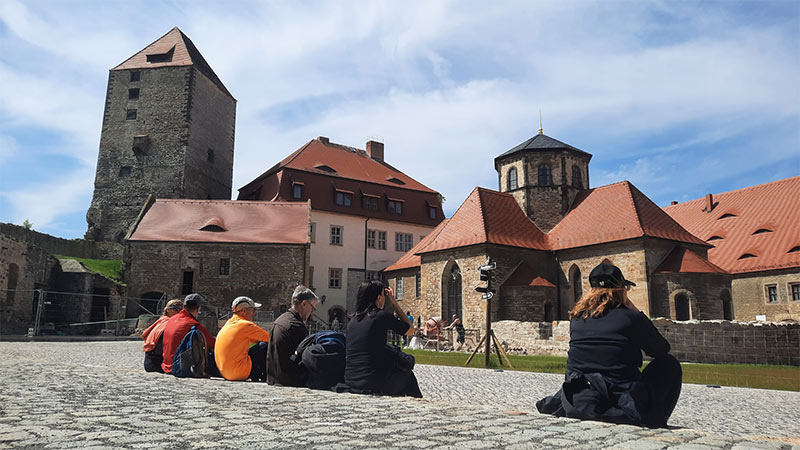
left=664, top=176, right=800, bottom=274
left=495, top=132, right=592, bottom=164
left=112, top=27, right=233, bottom=99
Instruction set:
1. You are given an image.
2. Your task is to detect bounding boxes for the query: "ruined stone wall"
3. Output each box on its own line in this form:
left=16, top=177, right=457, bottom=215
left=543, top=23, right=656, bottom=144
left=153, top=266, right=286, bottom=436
left=492, top=319, right=799, bottom=366
left=183, top=68, right=236, bottom=200
left=126, top=241, right=307, bottom=317
left=732, top=268, right=800, bottom=322
left=650, top=272, right=730, bottom=320
left=498, top=286, right=556, bottom=322
left=0, top=223, right=97, bottom=258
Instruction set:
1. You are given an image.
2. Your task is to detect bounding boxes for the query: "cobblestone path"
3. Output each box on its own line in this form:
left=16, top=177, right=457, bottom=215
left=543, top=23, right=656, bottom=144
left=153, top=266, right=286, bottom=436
left=0, top=342, right=797, bottom=449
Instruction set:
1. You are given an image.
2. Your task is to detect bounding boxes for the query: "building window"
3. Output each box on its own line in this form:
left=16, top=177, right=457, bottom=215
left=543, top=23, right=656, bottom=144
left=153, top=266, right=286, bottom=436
left=395, top=233, right=413, bottom=252
left=507, top=167, right=518, bottom=190
left=329, top=268, right=342, bottom=289
left=130, top=71, right=140, bottom=82
left=415, top=273, right=421, bottom=298
left=766, top=285, right=778, bottom=303
left=377, top=231, right=387, bottom=250
left=388, top=200, right=403, bottom=214
left=335, top=191, right=352, bottom=206
left=126, top=109, right=137, bottom=120
left=128, top=88, right=140, bottom=100
left=396, top=277, right=404, bottom=299
left=330, top=225, right=342, bottom=245
left=367, top=229, right=376, bottom=248
left=366, top=270, right=381, bottom=281
left=219, top=258, right=230, bottom=276
left=292, top=183, right=303, bottom=199
left=119, top=166, right=131, bottom=177
left=363, top=196, right=378, bottom=210
left=310, top=222, right=316, bottom=243
left=791, top=283, right=800, bottom=301
left=428, top=206, right=437, bottom=220
left=538, top=164, right=552, bottom=186
left=572, top=165, right=582, bottom=189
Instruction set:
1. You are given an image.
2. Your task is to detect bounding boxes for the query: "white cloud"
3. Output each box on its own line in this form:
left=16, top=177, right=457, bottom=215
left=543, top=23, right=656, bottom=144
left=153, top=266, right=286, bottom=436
left=0, top=134, right=17, bottom=165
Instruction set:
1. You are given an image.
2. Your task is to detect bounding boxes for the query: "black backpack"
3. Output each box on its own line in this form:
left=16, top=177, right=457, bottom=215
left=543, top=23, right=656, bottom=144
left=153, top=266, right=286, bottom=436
left=293, top=331, right=346, bottom=390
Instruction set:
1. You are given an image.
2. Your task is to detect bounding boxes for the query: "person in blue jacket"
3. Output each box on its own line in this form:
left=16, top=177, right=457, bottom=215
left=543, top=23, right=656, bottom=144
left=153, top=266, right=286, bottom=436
left=537, top=263, right=682, bottom=428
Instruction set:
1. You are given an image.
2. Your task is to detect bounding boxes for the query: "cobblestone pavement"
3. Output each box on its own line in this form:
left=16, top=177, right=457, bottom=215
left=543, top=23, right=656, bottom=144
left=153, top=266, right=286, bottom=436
left=0, top=342, right=797, bottom=449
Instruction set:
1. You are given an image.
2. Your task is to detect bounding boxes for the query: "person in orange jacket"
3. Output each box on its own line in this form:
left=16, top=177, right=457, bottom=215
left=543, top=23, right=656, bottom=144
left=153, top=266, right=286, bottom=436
left=215, top=297, right=270, bottom=382
left=141, top=298, right=183, bottom=372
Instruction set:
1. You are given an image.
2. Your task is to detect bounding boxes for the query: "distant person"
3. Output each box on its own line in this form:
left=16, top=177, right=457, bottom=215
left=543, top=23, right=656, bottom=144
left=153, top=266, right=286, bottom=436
left=162, top=293, right=216, bottom=374
left=537, top=263, right=682, bottom=428
left=215, top=297, right=271, bottom=382
left=444, top=314, right=465, bottom=348
left=345, top=281, right=421, bottom=398
left=268, top=286, right=318, bottom=386
left=141, top=299, right=183, bottom=372
left=424, top=316, right=444, bottom=339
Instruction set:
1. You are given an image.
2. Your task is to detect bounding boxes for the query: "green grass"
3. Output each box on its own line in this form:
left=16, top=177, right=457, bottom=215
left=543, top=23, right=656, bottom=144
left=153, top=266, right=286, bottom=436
left=405, top=349, right=800, bottom=391
left=56, top=256, right=123, bottom=284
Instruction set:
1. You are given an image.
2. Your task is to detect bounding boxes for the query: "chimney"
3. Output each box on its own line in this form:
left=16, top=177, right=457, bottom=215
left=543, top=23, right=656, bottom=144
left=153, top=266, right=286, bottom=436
left=318, top=136, right=329, bottom=145
left=366, top=140, right=384, bottom=161
left=670, top=201, right=678, bottom=206
left=705, top=193, right=714, bottom=213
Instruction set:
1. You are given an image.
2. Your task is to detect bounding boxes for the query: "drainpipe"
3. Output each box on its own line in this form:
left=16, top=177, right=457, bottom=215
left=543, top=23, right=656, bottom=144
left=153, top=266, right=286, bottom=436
left=554, top=253, right=562, bottom=320
left=364, top=217, right=370, bottom=281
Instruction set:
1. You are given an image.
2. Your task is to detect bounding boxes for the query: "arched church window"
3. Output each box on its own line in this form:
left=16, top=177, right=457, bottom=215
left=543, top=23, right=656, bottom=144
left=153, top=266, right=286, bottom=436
left=538, top=165, right=552, bottom=186
left=507, top=167, right=518, bottom=190
left=572, top=165, right=582, bottom=189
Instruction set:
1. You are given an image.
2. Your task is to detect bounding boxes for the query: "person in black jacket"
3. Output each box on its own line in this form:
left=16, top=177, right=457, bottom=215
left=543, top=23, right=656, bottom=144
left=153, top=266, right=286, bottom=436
left=267, top=285, right=318, bottom=386
left=537, top=263, right=682, bottom=428
left=344, top=280, right=421, bottom=397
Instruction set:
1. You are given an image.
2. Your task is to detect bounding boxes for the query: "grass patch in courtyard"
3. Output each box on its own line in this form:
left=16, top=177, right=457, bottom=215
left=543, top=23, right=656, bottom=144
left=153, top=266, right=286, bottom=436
left=405, top=349, right=800, bottom=391
left=56, top=256, right=123, bottom=284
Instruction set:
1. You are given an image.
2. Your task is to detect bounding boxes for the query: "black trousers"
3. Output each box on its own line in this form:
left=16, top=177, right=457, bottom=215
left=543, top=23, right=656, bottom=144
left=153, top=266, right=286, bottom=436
left=143, top=353, right=163, bottom=373
left=641, top=354, right=682, bottom=428
left=381, top=368, right=423, bottom=398
left=248, top=342, right=268, bottom=382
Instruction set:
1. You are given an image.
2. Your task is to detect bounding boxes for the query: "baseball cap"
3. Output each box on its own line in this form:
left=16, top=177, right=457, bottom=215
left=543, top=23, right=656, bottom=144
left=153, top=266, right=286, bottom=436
left=588, top=263, right=636, bottom=289
left=184, top=293, right=205, bottom=307
left=232, top=296, right=262, bottom=310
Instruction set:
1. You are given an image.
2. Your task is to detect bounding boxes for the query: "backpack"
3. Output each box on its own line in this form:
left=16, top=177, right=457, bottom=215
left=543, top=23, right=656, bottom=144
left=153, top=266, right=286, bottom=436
left=172, top=325, right=209, bottom=378
left=293, top=331, right=346, bottom=390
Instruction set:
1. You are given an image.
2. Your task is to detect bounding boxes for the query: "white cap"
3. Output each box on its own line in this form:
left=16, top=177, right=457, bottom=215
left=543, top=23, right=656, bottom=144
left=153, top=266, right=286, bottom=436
left=232, top=296, right=262, bottom=311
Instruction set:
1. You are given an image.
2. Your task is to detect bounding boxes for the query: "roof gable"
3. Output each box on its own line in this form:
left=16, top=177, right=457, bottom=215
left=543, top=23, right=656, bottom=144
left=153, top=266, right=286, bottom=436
left=548, top=181, right=708, bottom=250
left=664, top=176, right=800, bottom=273
left=654, top=246, right=728, bottom=274
left=129, top=199, right=309, bottom=244
left=113, top=27, right=233, bottom=99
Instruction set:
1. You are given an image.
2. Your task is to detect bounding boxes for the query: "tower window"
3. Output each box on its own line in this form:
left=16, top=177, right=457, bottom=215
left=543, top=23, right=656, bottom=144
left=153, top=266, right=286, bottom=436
left=207, top=148, right=215, bottom=163
left=538, top=164, right=552, bottom=186
left=507, top=167, right=518, bottom=190
left=428, top=206, right=437, bottom=220
left=119, top=166, right=131, bottom=177
left=572, top=165, right=583, bottom=189
left=128, top=88, right=140, bottom=100
left=130, top=71, right=140, bottom=82
left=126, top=109, right=137, bottom=120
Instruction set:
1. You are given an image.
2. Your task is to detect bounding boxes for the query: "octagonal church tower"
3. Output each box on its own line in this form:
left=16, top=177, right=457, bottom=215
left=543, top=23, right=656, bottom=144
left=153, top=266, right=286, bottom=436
left=494, top=127, right=592, bottom=232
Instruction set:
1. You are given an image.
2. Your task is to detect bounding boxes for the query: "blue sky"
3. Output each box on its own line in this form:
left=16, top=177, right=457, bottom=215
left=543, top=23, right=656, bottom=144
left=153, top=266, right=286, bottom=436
left=1, top=1, right=798, bottom=239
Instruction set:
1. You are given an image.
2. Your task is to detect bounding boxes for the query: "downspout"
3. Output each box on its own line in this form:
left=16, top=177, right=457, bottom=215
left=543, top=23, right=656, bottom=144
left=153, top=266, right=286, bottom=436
left=364, top=217, right=370, bottom=280
left=554, top=252, right=562, bottom=320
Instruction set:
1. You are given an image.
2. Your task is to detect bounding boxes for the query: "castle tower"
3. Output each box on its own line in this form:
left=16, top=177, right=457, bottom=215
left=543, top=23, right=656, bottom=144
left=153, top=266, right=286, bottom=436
left=86, top=27, right=236, bottom=244
left=494, top=129, right=591, bottom=232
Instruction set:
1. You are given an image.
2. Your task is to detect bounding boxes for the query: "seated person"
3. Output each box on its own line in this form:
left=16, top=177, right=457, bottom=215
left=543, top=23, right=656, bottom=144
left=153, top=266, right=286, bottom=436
left=215, top=297, right=271, bottom=382
left=423, top=316, right=444, bottom=339
left=268, top=285, right=317, bottom=386
left=141, top=299, right=183, bottom=372
left=537, top=263, right=682, bottom=428
left=344, top=281, right=421, bottom=398
left=162, top=293, right=216, bottom=374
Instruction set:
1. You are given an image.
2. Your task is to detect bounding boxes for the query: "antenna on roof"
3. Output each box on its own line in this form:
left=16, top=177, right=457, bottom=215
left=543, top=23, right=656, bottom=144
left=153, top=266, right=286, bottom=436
left=538, top=110, right=543, bottom=135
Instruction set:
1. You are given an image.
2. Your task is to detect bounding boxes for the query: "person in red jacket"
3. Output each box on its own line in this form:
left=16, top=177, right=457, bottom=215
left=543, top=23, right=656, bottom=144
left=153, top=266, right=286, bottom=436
left=161, top=293, right=216, bottom=374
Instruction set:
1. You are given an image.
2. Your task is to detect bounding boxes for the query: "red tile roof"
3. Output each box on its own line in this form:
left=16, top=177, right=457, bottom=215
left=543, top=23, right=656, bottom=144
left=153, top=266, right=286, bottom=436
left=113, top=27, right=233, bottom=99
left=384, top=220, right=449, bottom=272
left=664, top=176, right=800, bottom=274
left=502, top=263, right=556, bottom=287
left=654, top=246, right=727, bottom=274
left=129, top=199, right=309, bottom=244
left=549, top=181, right=709, bottom=250
left=416, top=187, right=549, bottom=254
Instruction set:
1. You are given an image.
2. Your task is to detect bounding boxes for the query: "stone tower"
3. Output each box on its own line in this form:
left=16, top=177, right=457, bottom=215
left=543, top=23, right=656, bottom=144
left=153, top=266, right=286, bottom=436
left=86, top=27, right=236, bottom=246
left=494, top=129, right=592, bottom=232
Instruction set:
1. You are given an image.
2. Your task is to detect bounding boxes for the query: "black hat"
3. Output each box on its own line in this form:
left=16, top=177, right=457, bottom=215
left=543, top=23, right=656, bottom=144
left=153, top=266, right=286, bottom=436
left=184, top=293, right=205, bottom=308
left=588, top=263, right=636, bottom=289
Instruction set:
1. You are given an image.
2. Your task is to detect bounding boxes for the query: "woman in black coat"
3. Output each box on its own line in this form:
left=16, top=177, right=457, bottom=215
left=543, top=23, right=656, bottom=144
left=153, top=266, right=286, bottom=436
left=537, top=263, right=682, bottom=428
left=344, top=280, right=421, bottom=398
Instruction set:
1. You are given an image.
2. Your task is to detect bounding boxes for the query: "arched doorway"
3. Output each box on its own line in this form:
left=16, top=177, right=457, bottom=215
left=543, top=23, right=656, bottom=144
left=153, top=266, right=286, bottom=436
left=442, top=262, right=462, bottom=320
left=569, top=264, right=582, bottom=306
left=721, top=289, right=733, bottom=320
left=675, top=293, right=690, bottom=321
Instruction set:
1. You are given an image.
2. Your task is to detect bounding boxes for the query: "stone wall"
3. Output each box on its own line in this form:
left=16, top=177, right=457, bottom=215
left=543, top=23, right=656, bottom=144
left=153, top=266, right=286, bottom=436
left=126, top=241, right=308, bottom=317
left=492, top=319, right=800, bottom=366
left=0, top=223, right=97, bottom=259
left=731, top=268, right=800, bottom=322
left=651, top=272, right=731, bottom=320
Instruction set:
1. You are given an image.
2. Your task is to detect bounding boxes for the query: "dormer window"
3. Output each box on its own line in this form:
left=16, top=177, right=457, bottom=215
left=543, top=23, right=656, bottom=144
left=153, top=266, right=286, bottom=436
left=789, top=246, right=800, bottom=253
left=718, top=213, right=737, bottom=219
left=362, top=194, right=379, bottom=210
left=707, top=236, right=724, bottom=241
left=428, top=205, right=437, bottom=220
left=388, top=198, right=404, bottom=215
left=752, top=228, right=772, bottom=235
left=200, top=218, right=226, bottom=232
left=738, top=253, right=757, bottom=260
left=335, top=190, right=352, bottom=207
left=292, top=183, right=304, bottom=199
left=146, top=46, right=175, bottom=63
left=315, top=164, right=337, bottom=173
left=386, top=177, right=405, bottom=185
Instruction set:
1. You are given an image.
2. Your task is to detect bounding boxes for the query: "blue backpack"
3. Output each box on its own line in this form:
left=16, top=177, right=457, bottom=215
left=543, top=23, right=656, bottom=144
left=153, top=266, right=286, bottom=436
left=172, top=325, right=209, bottom=378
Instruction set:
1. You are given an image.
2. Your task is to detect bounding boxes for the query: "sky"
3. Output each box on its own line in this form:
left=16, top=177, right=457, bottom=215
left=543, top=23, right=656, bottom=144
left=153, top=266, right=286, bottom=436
left=0, top=0, right=798, bottom=239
